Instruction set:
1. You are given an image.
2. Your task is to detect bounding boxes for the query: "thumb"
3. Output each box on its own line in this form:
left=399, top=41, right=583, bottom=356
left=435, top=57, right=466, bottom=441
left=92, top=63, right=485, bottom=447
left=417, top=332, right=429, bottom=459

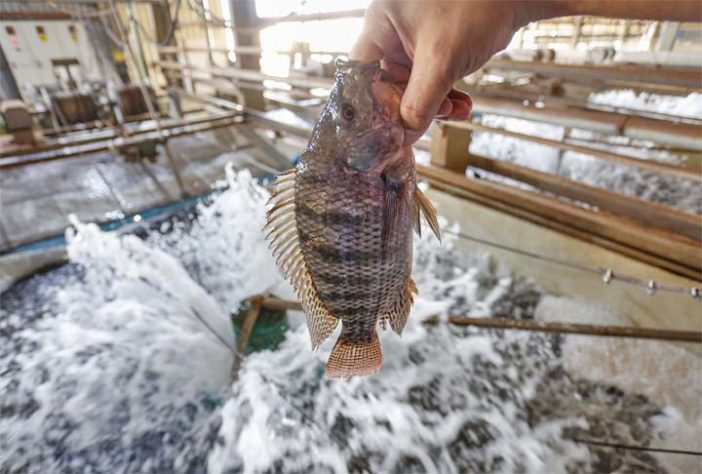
left=350, top=25, right=383, bottom=61
left=349, top=36, right=382, bottom=62
left=400, top=42, right=455, bottom=135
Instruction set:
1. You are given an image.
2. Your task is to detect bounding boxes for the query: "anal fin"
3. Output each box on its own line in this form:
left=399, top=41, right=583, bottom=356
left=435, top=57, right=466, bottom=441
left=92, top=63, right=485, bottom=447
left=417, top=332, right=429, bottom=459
left=382, top=278, right=418, bottom=336
left=301, top=286, right=339, bottom=350
left=325, top=331, right=382, bottom=378
left=415, top=187, right=441, bottom=242
left=381, top=178, right=401, bottom=252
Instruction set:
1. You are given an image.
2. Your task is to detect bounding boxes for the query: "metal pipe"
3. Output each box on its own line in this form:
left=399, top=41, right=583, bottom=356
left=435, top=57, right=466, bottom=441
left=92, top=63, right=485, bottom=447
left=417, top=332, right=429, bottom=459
left=255, top=9, right=365, bottom=27
left=1, top=112, right=241, bottom=159
left=0, top=116, right=243, bottom=169
left=257, top=296, right=701, bottom=343
left=161, top=62, right=701, bottom=150
left=156, top=60, right=333, bottom=89
left=438, top=315, right=701, bottom=343
left=158, top=45, right=346, bottom=57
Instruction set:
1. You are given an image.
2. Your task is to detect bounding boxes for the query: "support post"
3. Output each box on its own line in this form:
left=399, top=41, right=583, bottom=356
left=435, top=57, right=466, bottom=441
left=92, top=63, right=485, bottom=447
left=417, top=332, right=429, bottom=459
left=151, top=0, right=181, bottom=87
left=656, top=22, right=680, bottom=51
left=229, top=0, right=265, bottom=110
left=571, top=17, right=583, bottom=48
left=230, top=295, right=263, bottom=381
left=126, top=0, right=151, bottom=83
left=430, top=122, right=472, bottom=173
left=200, top=0, right=216, bottom=66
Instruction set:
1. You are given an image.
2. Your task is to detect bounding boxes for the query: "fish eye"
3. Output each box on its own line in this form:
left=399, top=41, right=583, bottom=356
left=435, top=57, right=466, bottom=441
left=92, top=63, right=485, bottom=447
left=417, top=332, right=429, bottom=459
left=341, top=103, right=355, bottom=121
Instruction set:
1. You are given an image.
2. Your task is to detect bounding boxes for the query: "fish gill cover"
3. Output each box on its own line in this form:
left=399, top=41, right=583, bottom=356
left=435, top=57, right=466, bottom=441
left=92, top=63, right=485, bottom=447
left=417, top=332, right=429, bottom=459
left=0, top=167, right=688, bottom=473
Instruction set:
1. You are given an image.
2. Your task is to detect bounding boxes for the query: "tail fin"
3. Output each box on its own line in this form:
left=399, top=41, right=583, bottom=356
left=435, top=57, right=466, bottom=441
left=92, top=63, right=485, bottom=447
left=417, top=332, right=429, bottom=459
left=325, top=332, right=382, bottom=379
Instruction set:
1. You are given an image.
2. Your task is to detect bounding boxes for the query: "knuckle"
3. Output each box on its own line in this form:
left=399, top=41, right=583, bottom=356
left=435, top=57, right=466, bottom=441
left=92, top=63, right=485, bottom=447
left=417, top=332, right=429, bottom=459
left=401, top=102, right=432, bottom=128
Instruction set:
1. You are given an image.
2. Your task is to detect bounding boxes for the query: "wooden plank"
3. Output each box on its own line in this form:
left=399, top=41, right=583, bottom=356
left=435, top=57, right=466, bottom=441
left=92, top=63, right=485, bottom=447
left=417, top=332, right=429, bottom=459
left=422, top=175, right=700, bottom=280
left=417, top=164, right=701, bottom=280
left=471, top=96, right=702, bottom=151
left=465, top=152, right=701, bottom=241
left=452, top=120, right=701, bottom=182
left=426, top=190, right=702, bottom=336
left=485, top=58, right=702, bottom=89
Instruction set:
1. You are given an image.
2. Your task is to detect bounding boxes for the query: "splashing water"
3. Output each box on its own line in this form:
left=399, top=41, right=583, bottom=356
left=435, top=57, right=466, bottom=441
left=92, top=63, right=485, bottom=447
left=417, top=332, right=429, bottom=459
left=0, top=167, right=688, bottom=473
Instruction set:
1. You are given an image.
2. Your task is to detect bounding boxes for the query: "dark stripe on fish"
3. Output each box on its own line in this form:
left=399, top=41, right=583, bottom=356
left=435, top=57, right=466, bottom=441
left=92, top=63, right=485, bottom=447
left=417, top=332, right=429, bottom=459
left=297, top=202, right=372, bottom=228
left=316, top=244, right=373, bottom=263
left=296, top=202, right=323, bottom=222
left=317, top=289, right=374, bottom=302
left=297, top=172, right=328, bottom=185
left=312, top=270, right=375, bottom=287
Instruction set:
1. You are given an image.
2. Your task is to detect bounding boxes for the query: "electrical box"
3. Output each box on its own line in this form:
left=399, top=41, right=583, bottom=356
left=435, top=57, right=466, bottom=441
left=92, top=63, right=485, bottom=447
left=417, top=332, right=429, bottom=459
left=0, top=20, right=103, bottom=99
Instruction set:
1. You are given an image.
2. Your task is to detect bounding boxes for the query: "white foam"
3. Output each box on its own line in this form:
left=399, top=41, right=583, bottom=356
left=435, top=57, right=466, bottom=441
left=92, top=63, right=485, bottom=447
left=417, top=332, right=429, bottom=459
left=1, top=167, right=696, bottom=473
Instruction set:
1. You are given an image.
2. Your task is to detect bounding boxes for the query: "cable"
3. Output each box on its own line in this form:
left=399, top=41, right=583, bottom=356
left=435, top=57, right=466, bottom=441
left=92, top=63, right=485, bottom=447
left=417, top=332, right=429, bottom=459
left=108, top=0, right=188, bottom=197
left=186, top=0, right=230, bottom=27
left=132, top=0, right=183, bottom=46
left=99, top=10, right=129, bottom=49
left=442, top=229, right=701, bottom=300
left=570, top=437, right=702, bottom=457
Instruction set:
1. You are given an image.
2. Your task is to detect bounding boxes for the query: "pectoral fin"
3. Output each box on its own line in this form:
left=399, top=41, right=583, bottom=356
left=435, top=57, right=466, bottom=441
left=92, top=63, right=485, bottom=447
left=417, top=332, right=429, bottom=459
left=412, top=198, right=421, bottom=238
left=415, top=188, right=441, bottom=242
left=381, top=179, right=402, bottom=251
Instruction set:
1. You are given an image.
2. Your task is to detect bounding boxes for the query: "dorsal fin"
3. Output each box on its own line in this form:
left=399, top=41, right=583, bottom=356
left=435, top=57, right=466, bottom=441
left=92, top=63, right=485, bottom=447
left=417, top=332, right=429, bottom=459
left=263, top=169, right=338, bottom=349
left=415, top=187, right=441, bottom=242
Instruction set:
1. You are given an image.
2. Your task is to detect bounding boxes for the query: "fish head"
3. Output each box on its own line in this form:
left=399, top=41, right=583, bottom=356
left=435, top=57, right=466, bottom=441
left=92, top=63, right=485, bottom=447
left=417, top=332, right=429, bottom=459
left=320, top=59, right=405, bottom=174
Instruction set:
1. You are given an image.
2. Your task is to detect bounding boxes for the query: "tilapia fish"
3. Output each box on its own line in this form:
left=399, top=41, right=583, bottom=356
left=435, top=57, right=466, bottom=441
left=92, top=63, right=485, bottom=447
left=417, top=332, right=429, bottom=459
left=264, top=59, right=440, bottom=378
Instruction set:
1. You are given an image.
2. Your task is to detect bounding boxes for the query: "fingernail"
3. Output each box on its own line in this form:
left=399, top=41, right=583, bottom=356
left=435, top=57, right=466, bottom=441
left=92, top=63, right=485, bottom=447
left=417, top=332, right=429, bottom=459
left=436, top=99, right=452, bottom=118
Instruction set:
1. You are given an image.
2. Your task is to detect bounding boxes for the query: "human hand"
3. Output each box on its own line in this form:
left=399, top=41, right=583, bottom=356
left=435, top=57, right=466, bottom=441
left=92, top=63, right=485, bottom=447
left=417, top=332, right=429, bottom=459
left=350, top=0, right=531, bottom=144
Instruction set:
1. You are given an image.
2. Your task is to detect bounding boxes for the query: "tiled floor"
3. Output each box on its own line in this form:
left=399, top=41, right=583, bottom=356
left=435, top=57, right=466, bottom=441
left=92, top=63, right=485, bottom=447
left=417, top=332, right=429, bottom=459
left=0, top=121, right=295, bottom=251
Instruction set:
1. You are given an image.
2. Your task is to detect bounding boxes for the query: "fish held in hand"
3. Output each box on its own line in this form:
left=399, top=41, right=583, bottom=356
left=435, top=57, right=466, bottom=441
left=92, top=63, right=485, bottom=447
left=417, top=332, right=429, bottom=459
left=264, top=59, right=441, bottom=378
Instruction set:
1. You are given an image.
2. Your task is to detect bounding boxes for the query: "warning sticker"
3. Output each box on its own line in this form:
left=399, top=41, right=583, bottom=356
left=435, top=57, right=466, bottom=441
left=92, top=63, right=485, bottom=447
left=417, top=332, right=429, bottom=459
left=36, top=25, right=47, bottom=42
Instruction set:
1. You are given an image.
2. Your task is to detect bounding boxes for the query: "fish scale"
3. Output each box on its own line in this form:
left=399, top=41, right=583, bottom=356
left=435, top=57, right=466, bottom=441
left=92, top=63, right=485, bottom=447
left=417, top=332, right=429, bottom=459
left=297, top=166, right=405, bottom=328
left=264, top=59, right=441, bottom=378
